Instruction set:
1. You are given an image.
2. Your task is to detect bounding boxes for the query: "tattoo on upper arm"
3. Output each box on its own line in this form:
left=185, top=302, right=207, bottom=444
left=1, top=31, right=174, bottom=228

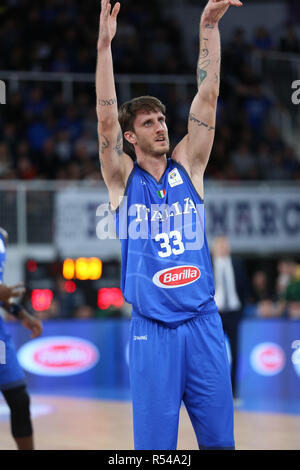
left=189, top=113, right=215, bottom=131
left=100, top=134, right=109, bottom=155
left=113, top=130, right=123, bottom=157
left=98, top=98, right=117, bottom=107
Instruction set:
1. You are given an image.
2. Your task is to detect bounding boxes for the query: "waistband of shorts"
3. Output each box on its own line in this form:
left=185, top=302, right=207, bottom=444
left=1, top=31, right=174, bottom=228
left=131, top=308, right=219, bottom=329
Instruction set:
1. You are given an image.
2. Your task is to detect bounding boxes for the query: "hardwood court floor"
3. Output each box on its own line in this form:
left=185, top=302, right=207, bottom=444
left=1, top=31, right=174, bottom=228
left=0, top=395, right=299, bottom=450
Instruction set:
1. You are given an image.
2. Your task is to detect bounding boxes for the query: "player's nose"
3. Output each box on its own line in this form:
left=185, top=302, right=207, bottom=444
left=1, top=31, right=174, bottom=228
left=155, top=120, right=165, bottom=133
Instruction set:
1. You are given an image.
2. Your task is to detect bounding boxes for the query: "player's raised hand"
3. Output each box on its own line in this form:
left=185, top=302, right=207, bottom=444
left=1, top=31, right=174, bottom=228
left=19, top=309, right=43, bottom=339
left=98, top=0, right=121, bottom=50
left=0, top=283, right=26, bottom=302
left=202, top=0, right=243, bottom=25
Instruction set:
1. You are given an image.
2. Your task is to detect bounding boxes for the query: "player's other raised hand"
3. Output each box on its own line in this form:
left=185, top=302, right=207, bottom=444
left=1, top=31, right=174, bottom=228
left=0, top=283, right=26, bottom=303
left=19, top=309, right=43, bottom=339
left=98, top=0, right=121, bottom=50
left=202, top=0, right=243, bottom=25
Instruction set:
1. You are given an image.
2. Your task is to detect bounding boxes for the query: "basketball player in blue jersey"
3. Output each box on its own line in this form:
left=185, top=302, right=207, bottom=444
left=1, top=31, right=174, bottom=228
left=0, top=227, right=42, bottom=450
left=96, top=0, right=243, bottom=449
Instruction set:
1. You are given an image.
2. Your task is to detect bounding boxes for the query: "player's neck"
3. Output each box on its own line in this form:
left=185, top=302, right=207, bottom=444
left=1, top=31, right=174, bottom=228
left=136, top=154, right=167, bottom=183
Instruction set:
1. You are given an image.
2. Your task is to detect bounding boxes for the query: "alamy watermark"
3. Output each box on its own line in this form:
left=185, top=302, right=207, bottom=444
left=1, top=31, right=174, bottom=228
left=0, top=340, right=6, bottom=364
left=95, top=197, right=205, bottom=251
left=291, top=80, right=300, bottom=105
left=291, top=340, right=300, bottom=365
left=0, top=80, right=6, bottom=104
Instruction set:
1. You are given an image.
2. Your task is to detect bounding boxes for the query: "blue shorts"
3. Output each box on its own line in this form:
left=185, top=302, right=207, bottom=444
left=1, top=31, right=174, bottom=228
left=129, top=312, right=235, bottom=450
left=0, top=328, right=26, bottom=391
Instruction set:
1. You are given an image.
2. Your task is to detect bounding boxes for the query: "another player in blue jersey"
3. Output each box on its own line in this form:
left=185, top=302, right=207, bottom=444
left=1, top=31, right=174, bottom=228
left=96, top=0, right=243, bottom=450
left=0, top=227, right=42, bottom=450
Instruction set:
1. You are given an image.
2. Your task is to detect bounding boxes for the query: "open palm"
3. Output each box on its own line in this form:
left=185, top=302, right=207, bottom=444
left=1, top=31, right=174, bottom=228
left=98, top=0, right=120, bottom=49
left=203, top=0, right=243, bottom=24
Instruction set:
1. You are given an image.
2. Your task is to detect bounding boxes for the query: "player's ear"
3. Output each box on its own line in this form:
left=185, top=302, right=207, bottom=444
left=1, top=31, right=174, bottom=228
left=124, top=131, right=137, bottom=145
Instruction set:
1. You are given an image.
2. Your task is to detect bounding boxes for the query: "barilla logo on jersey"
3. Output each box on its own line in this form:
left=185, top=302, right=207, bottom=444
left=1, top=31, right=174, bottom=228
left=17, top=336, right=100, bottom=376
left=250, top=342, right=285, bottom=376
left=153, top=265, right=201, bottom=289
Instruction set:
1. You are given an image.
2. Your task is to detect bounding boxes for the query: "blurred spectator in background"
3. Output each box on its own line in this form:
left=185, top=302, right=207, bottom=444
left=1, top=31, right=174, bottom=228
left=245, top=269, right=280, bottom=319
left=279, top=24, right=300, bottom=53
left=256, top=299, right=279, bottom=318
left=0, top=143, right=12, bottom=178
left=230, top=142, right=257, bottom=179
left=50, top=276, right=86, bottom=319
left=252, top=26, right=273, bottom=52
left=278, top=261, right=300, bottom=319
left=276, top=259, right=296, bottom=296
left=74, top=305, right=94, bottom=320
left=211, top=236, right=250, bottom=398
left=223, top=28, right=251, bottom=79
left=0, top=0, right=299, bottom=184
left=251, top=270, right=272, bottom=303
left=242, top=84, right=274, bottom=138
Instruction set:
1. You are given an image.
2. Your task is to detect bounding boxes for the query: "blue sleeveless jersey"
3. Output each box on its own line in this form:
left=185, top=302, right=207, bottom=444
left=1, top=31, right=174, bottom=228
left=115, top=158, right=217, bottom=327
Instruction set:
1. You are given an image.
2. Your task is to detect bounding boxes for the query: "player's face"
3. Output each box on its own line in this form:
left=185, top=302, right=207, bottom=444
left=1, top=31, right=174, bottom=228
left=132, top=110, right=170, bottom=157
left=213, top=236, right=230, bottom=257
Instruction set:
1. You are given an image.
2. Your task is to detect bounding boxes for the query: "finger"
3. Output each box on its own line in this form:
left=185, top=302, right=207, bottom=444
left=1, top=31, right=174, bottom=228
left=106, top=2, right=111, bottom=16
left=11, top=287, right=26, bottom=297
left=33, top=321, right=42, bottom=334
left=32, top=330, right=40, bottom=338
left=11, top=282, right=24, bottom=289
left=210, top=0, right=229, bottom=9
left=30, top=326, right=40, bottom=338
left=112, top=2, right=121, bottom=18
left=101, top=0, right=109, bottom=16
left=101, top=0, right=109, bottom=12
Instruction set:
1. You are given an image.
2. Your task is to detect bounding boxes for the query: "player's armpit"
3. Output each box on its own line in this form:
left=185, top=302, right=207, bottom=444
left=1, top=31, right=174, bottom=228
left=98, top=122, right=134, bottom=209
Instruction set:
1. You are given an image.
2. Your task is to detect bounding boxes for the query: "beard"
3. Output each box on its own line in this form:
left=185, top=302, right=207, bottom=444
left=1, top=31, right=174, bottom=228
left=137, top=136, right=170, bottom=157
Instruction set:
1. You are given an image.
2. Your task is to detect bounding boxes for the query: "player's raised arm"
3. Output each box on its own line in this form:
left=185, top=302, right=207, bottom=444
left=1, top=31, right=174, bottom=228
left=96, top=0, right=133, bottom=209
left=185, top=0, right=243, bottom=175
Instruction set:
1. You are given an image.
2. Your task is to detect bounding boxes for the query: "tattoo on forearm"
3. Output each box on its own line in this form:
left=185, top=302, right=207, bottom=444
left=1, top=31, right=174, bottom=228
left=197, top=57, right=210, bottom=87
left=189, top=113, right=215, bottom=131
left=204, top=23, right=215, bottom=29
left=197, top=30, right=210, bottom=88
left=214, top=73, right=219, bottom=83
left=197, top=68, right=208, bottom=87
left=98, top=98, right=117, bottom=107
left=100, top=134, right=109, bottom=155
left=199, top=35, right=209, bottom=59
left=113, top=130, right=123, bottom=157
